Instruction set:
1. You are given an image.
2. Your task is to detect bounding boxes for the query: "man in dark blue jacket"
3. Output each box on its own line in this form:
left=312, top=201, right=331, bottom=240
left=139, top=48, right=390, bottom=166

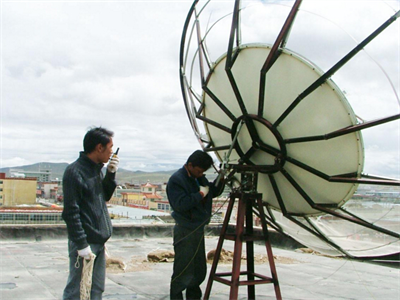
left=62, top=127, right=119, bottom=300
left=167, top=150, right=225, bottom=300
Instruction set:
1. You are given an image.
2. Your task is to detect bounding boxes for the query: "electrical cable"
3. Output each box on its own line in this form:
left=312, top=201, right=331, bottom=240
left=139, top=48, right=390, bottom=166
left=285, top=255, right=378, bottom=300
left=169, top=176, right=233, bottom=284
left=171, top=230, right=205, bottom=284
left=350, top=259, right=377, bottom=300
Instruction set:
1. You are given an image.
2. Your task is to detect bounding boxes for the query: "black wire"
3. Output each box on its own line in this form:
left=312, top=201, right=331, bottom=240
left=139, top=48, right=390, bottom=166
left=170, top=185, right=232, bottom=283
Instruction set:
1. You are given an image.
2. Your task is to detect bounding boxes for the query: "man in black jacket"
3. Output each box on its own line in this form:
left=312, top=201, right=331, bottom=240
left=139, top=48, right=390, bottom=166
left=62, top=127, right=119, bottom=300
left=167, top=150, right=225, bottom=300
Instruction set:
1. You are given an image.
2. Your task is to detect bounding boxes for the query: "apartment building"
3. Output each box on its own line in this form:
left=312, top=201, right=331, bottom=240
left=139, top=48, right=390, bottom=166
left=0, top=173, right=37, bottom=206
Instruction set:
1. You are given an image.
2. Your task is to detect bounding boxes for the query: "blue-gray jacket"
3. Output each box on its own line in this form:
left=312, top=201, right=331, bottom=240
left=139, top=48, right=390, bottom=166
left=166, top=166, right=224, bottom=230
left=62, top=152, right=116, bottom=249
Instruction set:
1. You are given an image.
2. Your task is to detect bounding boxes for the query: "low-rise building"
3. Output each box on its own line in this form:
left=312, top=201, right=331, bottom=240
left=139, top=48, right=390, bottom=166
left=121, top=192, right=149, bottom=209
left=10, top=168, right=52, bottom=182
left=0, top=173, right=37, bottom=206
left=37, top=182, right=59, bottom=200
left=115, top=181, right=171, bottom=213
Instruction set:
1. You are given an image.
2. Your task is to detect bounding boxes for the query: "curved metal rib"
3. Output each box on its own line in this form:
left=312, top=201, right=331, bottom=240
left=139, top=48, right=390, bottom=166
left=273, top=10, right=400, bottom=128
left=285, top=155, right=400, bottom=186
left=285, top=114, right=400, bottom=144
left=225, top=0, right=248, bottom=116
left=258, top=0, right=303, bottom=116
left=279, top=167, right=400, bottom=238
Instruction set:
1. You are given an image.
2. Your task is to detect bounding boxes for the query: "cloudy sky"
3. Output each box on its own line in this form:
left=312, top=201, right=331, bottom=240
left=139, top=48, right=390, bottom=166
left=1, top=0, right=399, bottom=177
left=1, top=0, right=198, bottom=171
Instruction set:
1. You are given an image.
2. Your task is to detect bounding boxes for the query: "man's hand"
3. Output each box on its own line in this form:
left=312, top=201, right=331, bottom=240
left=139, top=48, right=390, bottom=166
left=199, top=185, right=209, bottom=198
left=107, top=156, right=119, bottom=173
left=78, top=246, right=93, bottom=260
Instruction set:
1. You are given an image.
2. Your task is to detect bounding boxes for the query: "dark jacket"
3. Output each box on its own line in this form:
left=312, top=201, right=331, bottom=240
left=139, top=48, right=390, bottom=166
left=166, top=166, right=224, bottom=230
left=62, top=152, right=116, bottom=249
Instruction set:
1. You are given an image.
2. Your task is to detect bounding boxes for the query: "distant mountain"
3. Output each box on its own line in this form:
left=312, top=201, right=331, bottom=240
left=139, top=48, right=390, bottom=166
left=116, top=168, right=176, bottom=184
left=0, top=162, right=68, bottom=180
left=0, top=162, right=177, bottom=184
left=0, top=162, right=220, bottom=185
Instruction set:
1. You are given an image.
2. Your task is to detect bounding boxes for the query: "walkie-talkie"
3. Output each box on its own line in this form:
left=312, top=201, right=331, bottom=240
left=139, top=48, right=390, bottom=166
left=108, top=148, right=120, bottom=173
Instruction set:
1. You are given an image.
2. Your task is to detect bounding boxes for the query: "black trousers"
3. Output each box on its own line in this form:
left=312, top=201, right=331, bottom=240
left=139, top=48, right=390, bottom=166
left=170, top=225, right=207, bottom=300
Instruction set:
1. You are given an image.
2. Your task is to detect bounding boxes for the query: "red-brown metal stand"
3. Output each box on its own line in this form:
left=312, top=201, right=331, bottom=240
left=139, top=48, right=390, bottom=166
left=203, top=190, right=282, bottom=300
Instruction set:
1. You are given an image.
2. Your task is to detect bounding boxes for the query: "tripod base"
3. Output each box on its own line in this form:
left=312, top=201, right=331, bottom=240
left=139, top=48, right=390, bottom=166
left=204, top=191, right=282, bottom=300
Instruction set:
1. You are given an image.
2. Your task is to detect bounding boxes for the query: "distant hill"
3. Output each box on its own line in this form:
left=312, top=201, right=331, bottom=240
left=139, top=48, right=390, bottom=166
left=116, top=168, right=176, bottom=184
left=0, top=162, right=177, bottom=184
left=0, top=162, right=68, bottom=181
left=0, top=162, right=221, bottom=185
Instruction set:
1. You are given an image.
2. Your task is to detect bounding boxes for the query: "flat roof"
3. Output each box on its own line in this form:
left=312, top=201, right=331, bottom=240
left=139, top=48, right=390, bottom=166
left=0, top=230, right=398, bottom=300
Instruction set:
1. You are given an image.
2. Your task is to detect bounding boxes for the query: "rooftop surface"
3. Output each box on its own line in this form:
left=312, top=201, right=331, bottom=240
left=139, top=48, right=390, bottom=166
left=1, top=226, right=399, bottom=300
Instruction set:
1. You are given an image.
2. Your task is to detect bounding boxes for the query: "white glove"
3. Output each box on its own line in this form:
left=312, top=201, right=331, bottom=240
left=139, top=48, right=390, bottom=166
left=78, top=246, right=93, bottom=260
left=199, top=185, right=209, bottom=198
left=107, top=155, right=119, bottom=173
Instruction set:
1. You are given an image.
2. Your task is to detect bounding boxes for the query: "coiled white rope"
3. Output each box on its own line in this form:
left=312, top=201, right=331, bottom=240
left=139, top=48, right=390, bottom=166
left=75, top=253, right=97, bottom=300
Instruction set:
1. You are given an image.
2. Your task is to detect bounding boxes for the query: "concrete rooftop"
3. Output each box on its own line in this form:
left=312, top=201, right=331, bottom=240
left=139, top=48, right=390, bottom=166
left=0, top=225, right=399, bottom=300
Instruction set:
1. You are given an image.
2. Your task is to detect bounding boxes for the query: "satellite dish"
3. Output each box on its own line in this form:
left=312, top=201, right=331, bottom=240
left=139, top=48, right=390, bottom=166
left=180, top=0, right=400, bottom=258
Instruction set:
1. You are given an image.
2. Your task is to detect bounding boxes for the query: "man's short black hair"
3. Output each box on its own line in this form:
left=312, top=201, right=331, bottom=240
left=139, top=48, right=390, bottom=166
left=83, top=127, right=114, bottom=154
left=186, top=150, right=213, bottom=170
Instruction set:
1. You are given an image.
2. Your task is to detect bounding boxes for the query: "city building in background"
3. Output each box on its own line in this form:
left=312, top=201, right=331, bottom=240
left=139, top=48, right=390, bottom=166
left=37, top=182, right=59, bottom=200
left=10, top=168, right=52, bottom=182
left=0, top=173, right=37, bottom=206
left=113, top=181, right=170, bottom=213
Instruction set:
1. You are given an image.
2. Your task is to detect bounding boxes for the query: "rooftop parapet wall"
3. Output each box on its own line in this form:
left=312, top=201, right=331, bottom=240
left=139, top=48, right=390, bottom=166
left=0, top=223, right=303, bottom=250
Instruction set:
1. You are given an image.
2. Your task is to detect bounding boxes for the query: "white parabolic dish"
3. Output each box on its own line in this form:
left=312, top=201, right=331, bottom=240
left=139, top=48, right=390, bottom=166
left=203, top=44, right=363, bottom=216
left=180, top=0, right=400, bottom=257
